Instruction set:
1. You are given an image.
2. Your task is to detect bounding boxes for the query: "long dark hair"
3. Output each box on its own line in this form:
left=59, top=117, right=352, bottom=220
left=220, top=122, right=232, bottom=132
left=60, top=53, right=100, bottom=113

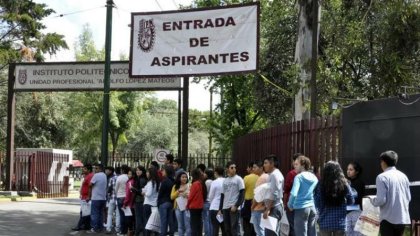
left=191, top=168, right=207, bottom=200
left=347, top=161, right=362, bottom=179
left=147, top=167, right=160, bottom=192
left=321, top=161, right=348, bottom=206
left=174, top=171, right=188, bottom=190
left=135, top=165, right=147, bottom=189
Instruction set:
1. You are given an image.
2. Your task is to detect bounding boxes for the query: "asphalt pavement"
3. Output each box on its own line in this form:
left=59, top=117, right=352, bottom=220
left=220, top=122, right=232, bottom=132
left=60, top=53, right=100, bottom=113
left=0, top=197, right=112, bottom=236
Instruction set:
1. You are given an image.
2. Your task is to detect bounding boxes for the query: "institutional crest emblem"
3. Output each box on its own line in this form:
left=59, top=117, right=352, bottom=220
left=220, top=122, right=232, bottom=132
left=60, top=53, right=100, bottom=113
left=138, top=19, right=156, bottom=52
left=18, top=69, right=27, bottom=85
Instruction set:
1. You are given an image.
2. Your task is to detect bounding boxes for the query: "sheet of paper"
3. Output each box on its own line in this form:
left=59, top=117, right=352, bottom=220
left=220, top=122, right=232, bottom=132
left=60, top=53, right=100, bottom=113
left=216, top=214, right=224, bottom=223
left=176, top=197, right=188, bottom=211
left=123, top=207, right=132, bottom=216
left=261, top=215, right=277, bottom=232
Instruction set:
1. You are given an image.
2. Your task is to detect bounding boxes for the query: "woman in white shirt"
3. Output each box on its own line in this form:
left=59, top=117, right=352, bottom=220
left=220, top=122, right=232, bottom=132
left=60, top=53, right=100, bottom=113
left=142, top=167, right=160, bottom=236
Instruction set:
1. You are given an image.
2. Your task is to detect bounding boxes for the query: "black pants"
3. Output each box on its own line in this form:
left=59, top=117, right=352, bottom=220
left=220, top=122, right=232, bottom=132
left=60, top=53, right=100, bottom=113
left=242, top=200, right=256, bottom=236
left=222, top=209, right=241, bottom=236
left=190, top=209, right=203, bottom=236
left=210, top=210, right=226, bottom=236
left=76, top=211, right=91, bottom=230
left=380, top=220, right=406, bottom=236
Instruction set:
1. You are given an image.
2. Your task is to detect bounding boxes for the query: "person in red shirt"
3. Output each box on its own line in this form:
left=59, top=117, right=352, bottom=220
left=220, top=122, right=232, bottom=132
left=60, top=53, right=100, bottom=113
left=72, top=164, right=94, bottom=231
left=283, top=153, right=303, bottom=236
left=123, top=168, right=136, bottom=236
left=187, top=168, right=207, bottom=236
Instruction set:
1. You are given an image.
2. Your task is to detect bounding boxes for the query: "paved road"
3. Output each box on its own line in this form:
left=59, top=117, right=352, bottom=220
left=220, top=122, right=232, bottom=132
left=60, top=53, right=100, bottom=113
left=0, top=197, right=112, bottom=236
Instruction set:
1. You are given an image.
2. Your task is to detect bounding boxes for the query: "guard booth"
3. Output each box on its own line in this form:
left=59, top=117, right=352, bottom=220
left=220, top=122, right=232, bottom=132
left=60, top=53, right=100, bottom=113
left=14, top=148, right=71, bottom=198
left=342, top=94, right=420, bottom=220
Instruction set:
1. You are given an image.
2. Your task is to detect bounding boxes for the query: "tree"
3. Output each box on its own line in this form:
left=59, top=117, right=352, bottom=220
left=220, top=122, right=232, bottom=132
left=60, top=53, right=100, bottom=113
left=0, top=0, right=68, bottom=150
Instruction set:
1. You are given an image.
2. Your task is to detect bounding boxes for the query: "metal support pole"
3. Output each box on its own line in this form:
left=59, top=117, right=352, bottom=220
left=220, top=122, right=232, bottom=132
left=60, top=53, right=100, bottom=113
left=178, top=90, right=182, bottom=159
left=6, top=64, right=16, bottom=190
left=181, top=77, right=189, bottom=170
left=101, top=0, right=114, bottom=165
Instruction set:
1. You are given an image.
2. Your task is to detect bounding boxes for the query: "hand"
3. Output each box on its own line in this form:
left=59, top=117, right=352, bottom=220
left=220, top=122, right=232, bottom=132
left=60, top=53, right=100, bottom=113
left=217, top=210, right=222, bottom=215
left=231, top=206, right=238, bottom=212
left=263, top=209, right=270, bottom=219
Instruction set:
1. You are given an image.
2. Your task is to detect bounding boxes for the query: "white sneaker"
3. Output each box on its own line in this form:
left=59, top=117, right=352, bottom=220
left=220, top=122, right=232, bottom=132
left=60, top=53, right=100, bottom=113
left=116, top=233, right=126, bottom=236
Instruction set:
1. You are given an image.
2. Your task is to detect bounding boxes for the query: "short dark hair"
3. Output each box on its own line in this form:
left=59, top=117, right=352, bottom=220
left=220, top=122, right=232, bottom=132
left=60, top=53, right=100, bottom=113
left=163, top=165, right=175, bottom=178
left=115, top=166, right=121, bottom=175
left=105, top=166, right=114, bottom=173
left=121, top=165, right=130, bottom=174
left=165, top=154, right=174, bottom=163
left=214, top=166, right=224, bottom=176
left=296, top=156, right=311, bottom=171
left=226, top=161, right=235, bottom=169
left=95, top=164, right=104, bottom=171
left=264, top=154, right=279, bottom=168
left=380, top=150, right=398, bottom=167
left=205, top=168, right=214, bottom=180
left=174, top=158, right=183, bottom=165
left=248, top=161, right=255, bottom=168
left=85, top=164, right=93, bottom=172
left=151, top=161, right=159, bottom=169
left=197, top=163, right=206, bottom=172
left=254, top=160, right=264, bottom=168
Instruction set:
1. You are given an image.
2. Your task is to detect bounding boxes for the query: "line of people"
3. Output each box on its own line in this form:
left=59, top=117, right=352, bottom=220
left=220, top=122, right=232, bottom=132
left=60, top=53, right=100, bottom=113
left=71, top=150, right=411, bottom=236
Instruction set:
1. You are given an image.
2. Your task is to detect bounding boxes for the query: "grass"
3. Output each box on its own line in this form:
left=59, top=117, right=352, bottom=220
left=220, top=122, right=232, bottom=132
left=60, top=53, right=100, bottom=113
left=73, top=180, right=81, bottom=189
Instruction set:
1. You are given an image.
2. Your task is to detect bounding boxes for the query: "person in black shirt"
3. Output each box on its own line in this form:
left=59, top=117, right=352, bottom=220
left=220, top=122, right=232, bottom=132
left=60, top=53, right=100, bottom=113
left=346, top=161, right=365, bottom=236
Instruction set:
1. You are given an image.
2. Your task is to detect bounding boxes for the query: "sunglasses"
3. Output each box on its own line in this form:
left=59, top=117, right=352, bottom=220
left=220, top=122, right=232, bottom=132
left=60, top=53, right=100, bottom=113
left=229, top=166, right=236, bottom=169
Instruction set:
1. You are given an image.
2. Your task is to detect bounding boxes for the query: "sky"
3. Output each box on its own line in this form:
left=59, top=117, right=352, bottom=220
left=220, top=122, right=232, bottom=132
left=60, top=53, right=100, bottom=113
left=33, top=0, right=219, bottom=111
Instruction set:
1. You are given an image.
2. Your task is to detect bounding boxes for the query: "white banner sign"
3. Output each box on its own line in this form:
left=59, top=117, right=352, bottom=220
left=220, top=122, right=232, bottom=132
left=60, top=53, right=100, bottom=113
left=130, top=3, right=259, bottom=77
left=14, top=62, right=181, bottom=91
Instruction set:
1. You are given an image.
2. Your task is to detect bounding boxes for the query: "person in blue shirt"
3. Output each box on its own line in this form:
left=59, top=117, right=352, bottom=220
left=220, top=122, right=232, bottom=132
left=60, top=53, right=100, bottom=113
left=288, top=156, right=318, bottom=236
left=315, top=161, right=354, bottom=236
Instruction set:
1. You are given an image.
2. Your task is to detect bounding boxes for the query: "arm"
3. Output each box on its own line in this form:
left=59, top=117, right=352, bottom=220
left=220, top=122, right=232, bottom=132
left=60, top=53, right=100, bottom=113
left=187, top=182, right=198, bottom=209
left=346, top=184, right=355, bottom=205
left=219, top=193, right=224, bottom=212
left=288, top=176, right=300, bottom=210
left=171, top=185, right=178, bottom=200
left=370, top=176, right=387, bottom=207
left=208, top=182, right=216, bottom=202
left=232, top=189, right=245, bottom=212
left=144, top=182, right=153, bottom=197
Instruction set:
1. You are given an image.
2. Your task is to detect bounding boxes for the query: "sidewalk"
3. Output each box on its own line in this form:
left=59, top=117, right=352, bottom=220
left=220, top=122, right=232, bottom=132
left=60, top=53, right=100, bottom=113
left=0, top=196, right=94, bottom=236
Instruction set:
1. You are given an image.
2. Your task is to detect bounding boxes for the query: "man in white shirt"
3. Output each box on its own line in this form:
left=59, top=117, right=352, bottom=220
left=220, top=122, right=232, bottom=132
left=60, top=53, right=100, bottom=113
left=115, top=165, right=129, bottom=236
left=370, top=150, right=411, bottom=236
left=208, top=166, right=225, bottom=236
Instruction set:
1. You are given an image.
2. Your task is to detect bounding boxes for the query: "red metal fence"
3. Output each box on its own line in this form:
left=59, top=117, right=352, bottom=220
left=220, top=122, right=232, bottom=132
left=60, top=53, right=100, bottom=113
left=233, top=116, right=342, bottom=176
left=10, top=151, right=69, bottom=198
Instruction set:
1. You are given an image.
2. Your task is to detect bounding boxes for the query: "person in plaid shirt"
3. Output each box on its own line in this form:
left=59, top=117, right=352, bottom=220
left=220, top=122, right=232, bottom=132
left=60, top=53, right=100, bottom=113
left=105, top=166, right=121, bottom=234
left=315, top=161, right=355, bottom=236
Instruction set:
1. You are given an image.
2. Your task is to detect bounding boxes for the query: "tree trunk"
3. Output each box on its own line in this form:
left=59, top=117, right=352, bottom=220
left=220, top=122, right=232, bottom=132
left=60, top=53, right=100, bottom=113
left=294, top=0, right=321, bottom=121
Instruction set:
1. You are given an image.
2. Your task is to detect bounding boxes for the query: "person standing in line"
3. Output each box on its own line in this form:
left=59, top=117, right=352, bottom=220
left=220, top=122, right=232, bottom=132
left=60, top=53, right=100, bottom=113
left=87, top=164, right=108, bottom=234
left=314, top=161, right=354, bottom=236
left=123, top=168, right=136, bottom=236
left=173, top=158, right=185, bottom=178
left=105, top=166, right=121, bottom=234
left=284, top=153, right=303, bottom=236
left=369, top=151, right=411, bottom=236
left=219, top=161, right=245, bottom=236
left=242, top=162, right=258, bottom=236
left=203, top=168, right=214, bottom=236
left=72, top=164, right=94, bottom=231
left=287, top=156, right=318, bottom=236
left=345, top=161, right=365, bottom=236
left=263, top=154, right=285, bottom=236
left=116, top=165, right=130, bottom=236
left=171, top=171, right=191, bottom=236
left=187, top=168, right=206, bottom=236
left=165, top=154, right=174, bottom=166
left=208, top=167, right=226, bottom=236
left=250, top=160, right=269, bottom=236
left=158, top=165, right=175, bottom=236
left=132, top=166, right=147, bottom=236
left=143, top=167, right=160, bottom=236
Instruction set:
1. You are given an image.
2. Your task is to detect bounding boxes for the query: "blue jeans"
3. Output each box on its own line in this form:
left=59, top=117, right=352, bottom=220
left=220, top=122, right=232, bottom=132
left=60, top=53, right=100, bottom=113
left=175, top=209, right=191, bottom=236
left=294, top=206, right=317, bottom=236
left=91, top=200, right=106, bottom=232
left=106, top=199, right=120, bottom=232
left=158, top=201, right=174, bottom=236
left=251, top=210, right=264, bottom=236
left=135, top=201, right=145, bottom=236
left=117, top=198, right=127, bottom=234
left=286, top=209, right=295, bottom=236
left=203, top=202, right=212, bottom=236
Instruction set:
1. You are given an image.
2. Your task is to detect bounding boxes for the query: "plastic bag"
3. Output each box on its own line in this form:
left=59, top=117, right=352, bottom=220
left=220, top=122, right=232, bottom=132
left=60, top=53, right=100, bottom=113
left=354, top=197, right=380, bottom=236
left=280, top=208, right=289, bottom=236
left=81, top=200, right=91, bottom=216
left=145, top=207, right=160, bottom=233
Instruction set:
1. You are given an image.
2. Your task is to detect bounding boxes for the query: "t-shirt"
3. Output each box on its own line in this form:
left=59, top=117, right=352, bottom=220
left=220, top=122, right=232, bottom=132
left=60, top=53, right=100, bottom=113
left=244, top=173, right=259, bottom=200
left=80, top=172, right=94, bottom=200
left=116, top=174, right=129, bottom=198
left=208, top=177, right=224, bottom=210
left=91, top=172, right=107, bottom=200
left=268, top=168, right=284, bottom=207
left=222, top=175, right=245, bottom=209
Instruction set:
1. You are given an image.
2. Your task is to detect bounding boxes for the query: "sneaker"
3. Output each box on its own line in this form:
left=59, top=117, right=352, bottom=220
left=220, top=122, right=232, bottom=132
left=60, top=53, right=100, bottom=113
left=116, top=234, right=126, bottom=236
left=71, top=227, right=81, bottom=231
left=105, top=230, right=112, bottom=234
left=86, top=229, right=98, bottom=234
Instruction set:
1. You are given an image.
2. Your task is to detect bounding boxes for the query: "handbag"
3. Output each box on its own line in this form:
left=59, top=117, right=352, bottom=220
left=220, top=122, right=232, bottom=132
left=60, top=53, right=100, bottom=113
left=145, top=207, right=160, bottom=233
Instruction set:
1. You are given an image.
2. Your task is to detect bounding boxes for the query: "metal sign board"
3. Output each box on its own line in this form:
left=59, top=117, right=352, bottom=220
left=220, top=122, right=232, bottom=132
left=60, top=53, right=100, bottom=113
left=14, top=61, right=181, bottom=91
left=130, top=3, right=259, bottom=77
